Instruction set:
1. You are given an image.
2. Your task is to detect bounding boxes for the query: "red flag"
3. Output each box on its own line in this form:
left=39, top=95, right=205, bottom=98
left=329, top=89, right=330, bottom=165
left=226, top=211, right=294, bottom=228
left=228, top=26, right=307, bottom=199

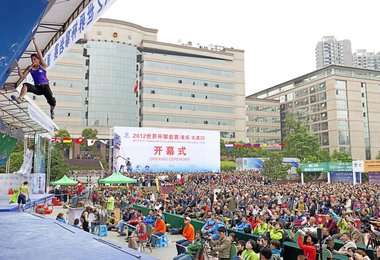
left=133, top=81, right=138, bottom=93
left=75, top=138, right=85, bottom=144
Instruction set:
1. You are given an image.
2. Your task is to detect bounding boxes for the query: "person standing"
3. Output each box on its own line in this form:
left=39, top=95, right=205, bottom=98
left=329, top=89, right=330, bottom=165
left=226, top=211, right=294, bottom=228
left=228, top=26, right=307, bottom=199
left=12, top=37, right=56, bottom=119
left=18, top=181, right=30, bottom=211
left=107, top=192, right=115, bottom=215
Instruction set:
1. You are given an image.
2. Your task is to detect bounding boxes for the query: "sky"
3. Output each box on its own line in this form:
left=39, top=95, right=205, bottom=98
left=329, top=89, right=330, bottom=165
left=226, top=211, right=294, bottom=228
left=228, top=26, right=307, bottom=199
left=103, top=0, right=380, bottom=96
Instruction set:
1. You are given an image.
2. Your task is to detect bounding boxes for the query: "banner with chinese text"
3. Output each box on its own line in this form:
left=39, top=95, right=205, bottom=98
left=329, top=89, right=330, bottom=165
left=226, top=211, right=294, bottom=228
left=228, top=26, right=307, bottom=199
left=113, top=127, right=220, bottom=173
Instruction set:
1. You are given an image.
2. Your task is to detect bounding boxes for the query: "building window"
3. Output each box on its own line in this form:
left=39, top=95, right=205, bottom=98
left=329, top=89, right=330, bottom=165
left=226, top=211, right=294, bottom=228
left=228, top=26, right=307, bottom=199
left=204, top=121, right=208, bottom=124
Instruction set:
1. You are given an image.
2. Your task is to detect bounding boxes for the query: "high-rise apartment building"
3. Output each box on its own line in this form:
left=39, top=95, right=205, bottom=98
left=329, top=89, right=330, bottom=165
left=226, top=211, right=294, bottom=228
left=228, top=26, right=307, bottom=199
left=248, top=65, right=380, bottom=160
left=34, top=18, right=246, bottom=157
left=353, top=49, right=380, bottom=70
left=315, top=36, right=353, bottom=69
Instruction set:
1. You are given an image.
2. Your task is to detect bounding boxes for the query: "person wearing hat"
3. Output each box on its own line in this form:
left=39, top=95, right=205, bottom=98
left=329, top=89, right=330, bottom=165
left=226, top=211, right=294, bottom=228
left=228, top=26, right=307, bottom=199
left=151, top=213, right=166, bottom=246
left=175, top=216, right=195, bottom=255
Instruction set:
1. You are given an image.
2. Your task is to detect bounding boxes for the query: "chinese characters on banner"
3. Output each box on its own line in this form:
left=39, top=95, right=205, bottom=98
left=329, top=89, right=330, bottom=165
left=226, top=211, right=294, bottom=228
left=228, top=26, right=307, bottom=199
left=44, top=0, right=116, bottom=70
left=113, top=127, right=220, bottom=173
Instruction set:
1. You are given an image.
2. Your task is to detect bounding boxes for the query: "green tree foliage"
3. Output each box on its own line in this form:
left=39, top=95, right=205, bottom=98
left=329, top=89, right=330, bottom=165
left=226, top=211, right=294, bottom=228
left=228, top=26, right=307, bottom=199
left=376, top=152, right=380, bottom=159
left=261, top=152, right=291, bottom=181
left=330, top=150, right=352, bottom=162
left=81, top=128, right=98, bottom=151
left=4, top=152, right=24, bottom=173
left=221, top=161, right=236, bottom=171
left=282, top=116, right=320, bottom=161
left=53, top=129, right=72, bottom=150
left=49, top=147, right=69, bottom=181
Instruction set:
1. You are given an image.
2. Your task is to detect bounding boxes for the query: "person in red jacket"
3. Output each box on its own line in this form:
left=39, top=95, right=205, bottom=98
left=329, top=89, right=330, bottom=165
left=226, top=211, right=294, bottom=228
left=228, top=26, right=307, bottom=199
left=175, top=216, right=195, bottom=255
left=129, top=217, right=148, bottom=250
left=297, top=230, right=317, bottom=260
left=152, top=214, right=166, bottom=246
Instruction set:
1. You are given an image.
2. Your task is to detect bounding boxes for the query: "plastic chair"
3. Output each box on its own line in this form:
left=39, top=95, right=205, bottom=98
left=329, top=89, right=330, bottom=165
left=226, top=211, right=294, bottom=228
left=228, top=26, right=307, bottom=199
left=98, top=225, right=108, bottom=237
left=322, top=248, right=333, bottom=260
left=155, top=234, right=169, bottom=247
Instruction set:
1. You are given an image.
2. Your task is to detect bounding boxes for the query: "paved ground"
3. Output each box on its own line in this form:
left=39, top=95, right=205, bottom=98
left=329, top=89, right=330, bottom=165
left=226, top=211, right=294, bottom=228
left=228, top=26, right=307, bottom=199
left=44, top=206, right=181, bottom=260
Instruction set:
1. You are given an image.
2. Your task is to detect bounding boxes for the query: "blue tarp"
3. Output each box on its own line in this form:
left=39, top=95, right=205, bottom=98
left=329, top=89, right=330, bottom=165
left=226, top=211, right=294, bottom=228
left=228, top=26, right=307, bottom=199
left=0, top=0, right=48, bottom=88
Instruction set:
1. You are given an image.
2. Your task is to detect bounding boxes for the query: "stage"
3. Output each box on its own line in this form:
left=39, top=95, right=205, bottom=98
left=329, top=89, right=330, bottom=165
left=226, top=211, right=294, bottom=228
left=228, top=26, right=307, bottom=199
left=0, top=193, right=54, bottom=212
left=0, top=212, right=156, bottom=260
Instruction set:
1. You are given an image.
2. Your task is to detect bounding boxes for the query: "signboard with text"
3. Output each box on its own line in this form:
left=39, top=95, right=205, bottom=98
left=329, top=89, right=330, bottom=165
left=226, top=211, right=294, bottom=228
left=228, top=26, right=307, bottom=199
left=364, top=160, right=380, bottom=172
left=301, top=162, right=328, bottom=172
left=328, top=162, right=352, bottom=172
left=369, top=172, right=380, bottom=184
left=113, top=127, right=220, bottom=173
left=330, top=171, right=360, bottom=183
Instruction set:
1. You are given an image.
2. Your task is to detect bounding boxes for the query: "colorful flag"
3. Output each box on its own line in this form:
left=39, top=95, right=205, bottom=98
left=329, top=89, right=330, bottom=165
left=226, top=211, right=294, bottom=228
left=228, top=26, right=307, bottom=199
left=254, top=144, right=261, bottom=149
left=133, top=81, right=138, bottom=94
left=224, top=144, right=233, bottom=149
left=51, top=137, right=61, bottom=143
left=244, top=143, right=252, bottom=148
left=262, top=143, right=268, bottom=147
left=62, top=138, right=73, bottom=144
left=99, top=140, right=109, bottom=145
left=235, top=143, right=243, bottom=148
left=87, top=139, right=96, bottom=146
left=75, top=138, right=85, bottom=144
left=279, top=143, right=286, bottom=147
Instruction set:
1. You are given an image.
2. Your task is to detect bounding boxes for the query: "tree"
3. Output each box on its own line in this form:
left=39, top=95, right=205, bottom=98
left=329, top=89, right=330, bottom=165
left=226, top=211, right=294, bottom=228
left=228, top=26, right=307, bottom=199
left=81, top=128, right=98, bottom=152
left=376, top=151, right=380, bottom=160
left=49, top=147, right=69, bottom=181
left=261, top=152, right=291, bottom=181
left=54, top=129, right=72, bottom=151
left=282, top=115, right=320, bottom=161
left=330, top=150, right=352, bottom=162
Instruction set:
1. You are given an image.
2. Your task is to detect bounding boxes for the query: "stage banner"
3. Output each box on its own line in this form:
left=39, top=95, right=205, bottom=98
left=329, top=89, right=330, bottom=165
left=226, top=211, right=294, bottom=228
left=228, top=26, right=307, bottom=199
left=113, top=127, right=220, bottom=173
left=237, top=158, right=300, bottom=174
left=330, top=171, right=358, bottom=183
left=368, top=172, right=380, bottom=184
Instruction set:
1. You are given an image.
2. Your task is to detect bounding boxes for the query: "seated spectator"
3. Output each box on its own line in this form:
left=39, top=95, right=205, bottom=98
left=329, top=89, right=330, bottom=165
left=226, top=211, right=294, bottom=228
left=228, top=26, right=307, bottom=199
left=106, top=212, right=119, bottom=231
left=293, top=211, right=308, bottom=228
left=347, top=220, right=365, bottom=245
left=257, top=235, right=270, bottom=251
left=72, top=218, right=81, bottom=229
left=151, top=214, right=166, bottom=247
left=56, top=213, right=66, bottom=224
left=173, top=231, right=201, bottom=260
left=210, top=226, right=231, bottom=260
left=320, top=227, right=335, bottom=252
left=268, top=221, right=284, bottom=241
left=240, top=239, right=259, bottom=260
left=205, top=216, right=227, bottom=241
left=234, top=216, right=252, bottom=233
left=253, top=216, right=268, bottom=235
left=201, top=212, right=216, bottom=233
left=270, top=239, right=282, bottom=258
left=332, top=233, right=357, bottom=255
left=330, top=208, right=351, bottom=239
left=143, top=209, right=156, bottom=226
left=128, top=217, right=147, bottom=250
left=233, top=240, right=245, bottom=260
left=297, top=230, right=317, bottom=260
left=353, top=249, right=371, bottom=260
left=175, top=216, right=195, bottom=255
left=323, top=213, right=338, bottom=235
left=260, top=247, right=273, bottom=260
